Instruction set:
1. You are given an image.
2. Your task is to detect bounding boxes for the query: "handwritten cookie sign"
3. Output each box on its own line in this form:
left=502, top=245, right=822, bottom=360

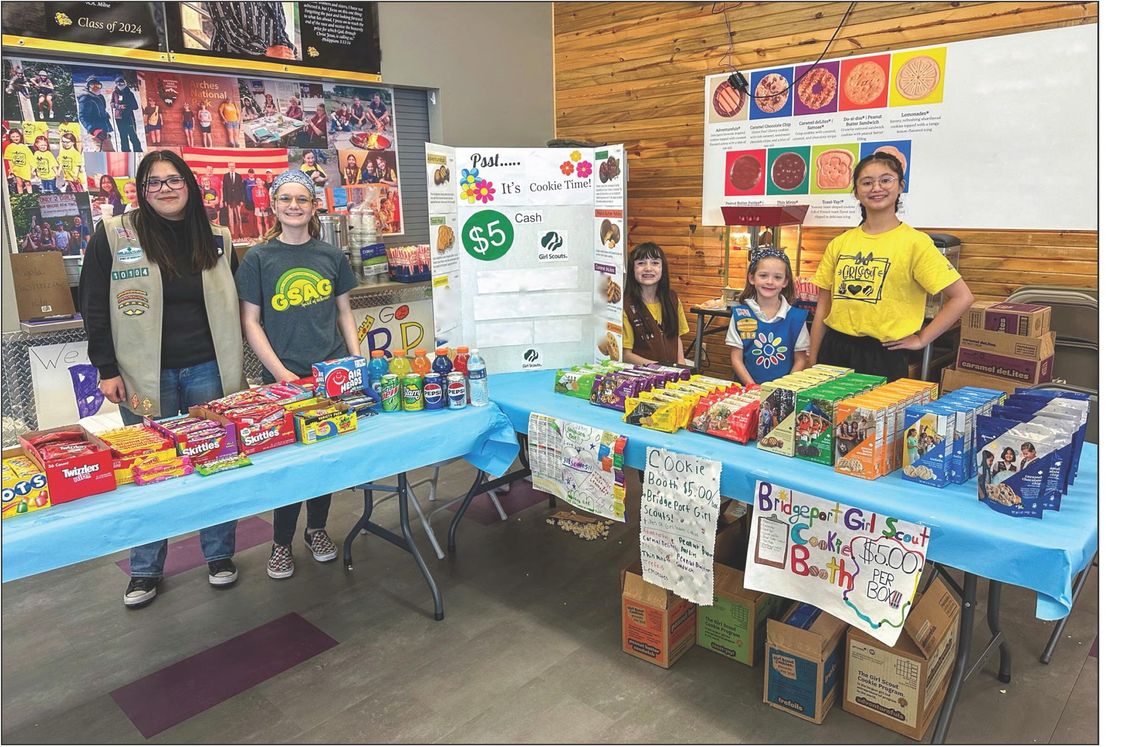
left=639, top=447, right=722, bottom=605
left=744, top=481, right=930, bottom=646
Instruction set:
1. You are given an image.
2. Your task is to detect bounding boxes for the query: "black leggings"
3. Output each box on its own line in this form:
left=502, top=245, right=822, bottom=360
left=818, top=327, right=910, bottom=381
left=273, top=494, right=331, bottom=546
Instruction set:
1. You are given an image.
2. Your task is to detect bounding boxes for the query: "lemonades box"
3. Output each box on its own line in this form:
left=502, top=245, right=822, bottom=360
left=621, top=560, right=697, bottom=668
left=764, top=603, right=847, bottom=724
left=843, top=575, right=961, bottom=740
left=697, top=520, right=788, bottom=666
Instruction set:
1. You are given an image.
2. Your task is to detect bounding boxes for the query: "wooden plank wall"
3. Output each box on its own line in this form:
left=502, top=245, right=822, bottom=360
left=553, top=2, right=1098, bottom=379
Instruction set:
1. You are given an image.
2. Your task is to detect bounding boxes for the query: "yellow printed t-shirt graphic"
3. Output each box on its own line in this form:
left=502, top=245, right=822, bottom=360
left=812, top=223, right=960, bottom=342
left=271, top=268, right=333, bottom=311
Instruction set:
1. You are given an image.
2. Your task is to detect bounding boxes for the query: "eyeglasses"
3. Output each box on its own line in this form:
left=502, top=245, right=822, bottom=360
left=275, top=195, right=313, bottom=206
left=856, top=175, right=899, bottom=189
left=144, top=176, right=186, bottom=192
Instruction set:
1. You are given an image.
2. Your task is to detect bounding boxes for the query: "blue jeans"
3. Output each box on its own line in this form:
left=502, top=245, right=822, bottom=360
left=119, top=360, right=237, bottom=577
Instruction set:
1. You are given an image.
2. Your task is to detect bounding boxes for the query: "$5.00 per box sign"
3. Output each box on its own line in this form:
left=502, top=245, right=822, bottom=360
left=744, top=481, right=931, bottom=646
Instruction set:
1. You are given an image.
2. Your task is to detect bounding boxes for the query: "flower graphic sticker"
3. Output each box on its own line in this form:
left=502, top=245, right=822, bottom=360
left=560, top=160, right=574, bottom=176
left=576, top=160, right=593, bottom=178
left=473, top=179, right=496, bottom=204
left=751, top=332, right=788, bottom=369
left=570, top=150, right=582, bottom=162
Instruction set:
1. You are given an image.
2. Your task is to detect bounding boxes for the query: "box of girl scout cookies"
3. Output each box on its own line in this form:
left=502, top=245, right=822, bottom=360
left=842, top=575, right=960, bottom=740
left=621, top=560, right=697, bottom=668
left=698, top=519, right=788, bottom=666
left=764, top=603, right=847, bottom=724
left=963, top=301, right=1051, bottom=338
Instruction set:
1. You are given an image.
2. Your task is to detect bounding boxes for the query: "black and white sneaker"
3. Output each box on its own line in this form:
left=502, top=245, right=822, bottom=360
left=123, top=576, right=161, bottom=608
left=207, top=559, right=239, bottom=587
left=304, top=529, right=338, bottom=563
left=267, top=544, right=295, bottom=579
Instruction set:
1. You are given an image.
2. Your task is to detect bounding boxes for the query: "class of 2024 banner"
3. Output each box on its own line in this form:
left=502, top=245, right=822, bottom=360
left=743, top=480, right=931, bottom=646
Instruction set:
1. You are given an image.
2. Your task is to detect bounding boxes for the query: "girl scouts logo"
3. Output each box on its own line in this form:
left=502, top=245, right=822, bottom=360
left=750, top=332, right=788, bottom=369
left=271, top=268, right=333, bottom=310
left=116, top=246, right=144, bottom=264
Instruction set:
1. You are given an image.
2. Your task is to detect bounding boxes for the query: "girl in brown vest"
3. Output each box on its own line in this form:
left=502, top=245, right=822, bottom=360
left=621, top=242, right=688, bottom=365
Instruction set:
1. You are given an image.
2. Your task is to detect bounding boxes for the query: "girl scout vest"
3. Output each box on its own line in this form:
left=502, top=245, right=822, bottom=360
left=104, top=214, right=244, bottom=417
left=623, top=295, right=679, bottom=365
left=730, top=302, right=808, bottom=383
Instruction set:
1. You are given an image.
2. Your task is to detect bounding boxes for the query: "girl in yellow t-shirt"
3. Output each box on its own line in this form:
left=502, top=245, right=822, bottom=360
left=31, top=135, right=59, bottom=193
left=808, top=152, right=974, bottom=380
left=622, top=241, right=689, bottom=365
left=4, top=128, right=34, bottom=194
left=57, top=131, right=85, bottom=192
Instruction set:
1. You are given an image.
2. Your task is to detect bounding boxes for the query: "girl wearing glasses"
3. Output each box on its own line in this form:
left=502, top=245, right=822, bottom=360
left=236, top=171, right=359, bottom=580
left=79, top=149, right=245, bottom=609
left=808, top=152, right=974, bottom=380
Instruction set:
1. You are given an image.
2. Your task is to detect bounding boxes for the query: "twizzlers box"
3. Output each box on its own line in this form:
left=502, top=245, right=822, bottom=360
left=17, top=426, right=116, bottom=503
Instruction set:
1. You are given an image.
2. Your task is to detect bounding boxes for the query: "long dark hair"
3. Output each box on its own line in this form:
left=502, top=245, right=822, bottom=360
left=129, top=150, right=220, bottom=277
left=624, top=241, right=679, bottom=338
left=852, top=151, right=905, bottom=224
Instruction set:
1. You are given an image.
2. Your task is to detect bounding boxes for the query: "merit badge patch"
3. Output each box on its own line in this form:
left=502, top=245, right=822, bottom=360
left=116, top=289, right=149, bottom=316
left=115, top=227, right=138, bottom=242
left=111, top=267, right=150, bottom=281
left=214, top=235, right=225, bottom=256
left=116, top=245, right=144, bottom=264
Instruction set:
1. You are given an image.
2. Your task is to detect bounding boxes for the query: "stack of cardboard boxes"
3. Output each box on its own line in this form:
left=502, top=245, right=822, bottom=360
left=942, top=301, right=1055, bottom=394
left=618, top=507, right=963, bottom=741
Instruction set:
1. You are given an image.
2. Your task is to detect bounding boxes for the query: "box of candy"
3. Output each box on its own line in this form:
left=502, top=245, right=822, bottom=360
left=2, top=447, right=51, bottom=519
left=293, top=401, right=359, bottom=444
left=147, top=414, right=239, bottom=464
left=195, top=399, right=295, bottom=455
left=18, top=426, right=116, bottom=503
left=94, top=424, right=177, bottom=485
left=312, top=356, right=368, bottom=398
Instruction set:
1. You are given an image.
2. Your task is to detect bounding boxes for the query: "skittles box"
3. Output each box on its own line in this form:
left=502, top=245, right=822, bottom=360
left=2, top=448, right=51, bottom=519
left=312, top=356, right=367, bottom=398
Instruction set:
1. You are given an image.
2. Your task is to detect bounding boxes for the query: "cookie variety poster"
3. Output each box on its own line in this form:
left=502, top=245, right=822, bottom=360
left=701, top=25, right=1096, bottom=230
left=426, top=144, right=627, bottom=373
left=3, top=55, right=401, bottom=259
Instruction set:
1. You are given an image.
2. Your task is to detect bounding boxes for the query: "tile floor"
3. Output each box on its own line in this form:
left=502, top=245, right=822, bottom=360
left=0, top=460, right=1097, bottom=743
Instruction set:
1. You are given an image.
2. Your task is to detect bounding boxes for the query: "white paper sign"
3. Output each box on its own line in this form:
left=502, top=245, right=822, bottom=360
left=352, top=299, right=434, bottom=356
left=744, top=480, right=931, bottom=647
left=527, top=412, right=627, bottom=522
left=28, top=342, right=119, bottom=429
left=639, top=447, right=722, bottom=605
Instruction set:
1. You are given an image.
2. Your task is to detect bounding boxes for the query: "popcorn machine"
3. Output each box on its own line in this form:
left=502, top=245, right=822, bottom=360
left=719, top=205, right=808, bottom=304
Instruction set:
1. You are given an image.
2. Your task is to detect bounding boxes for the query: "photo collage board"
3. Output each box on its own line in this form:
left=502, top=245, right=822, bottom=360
left=3, top=55, right=401, bottom=258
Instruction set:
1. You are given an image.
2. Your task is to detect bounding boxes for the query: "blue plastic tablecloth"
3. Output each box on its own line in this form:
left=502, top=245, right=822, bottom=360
left=2, top=405, right=519, bottom=583
left=490, top=370, right=1098, bottom=620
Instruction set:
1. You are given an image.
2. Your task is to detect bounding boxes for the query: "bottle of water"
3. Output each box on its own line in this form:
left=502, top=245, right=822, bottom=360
left=467, top=348, right=489, bottom=407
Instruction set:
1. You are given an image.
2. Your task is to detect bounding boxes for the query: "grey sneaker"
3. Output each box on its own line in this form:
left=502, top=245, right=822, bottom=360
left=267, top=544, right=294, bottom=579
left=304, top=529, right=338, bottom=562
left=207, top=559, right=239, bottom=587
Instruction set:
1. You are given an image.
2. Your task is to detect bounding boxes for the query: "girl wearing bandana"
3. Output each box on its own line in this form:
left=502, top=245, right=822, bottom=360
left=726, top=247, right=809, bottom=385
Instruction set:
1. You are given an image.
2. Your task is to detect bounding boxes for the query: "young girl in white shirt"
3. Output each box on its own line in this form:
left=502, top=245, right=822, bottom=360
left=725, top=247, right=809, bottom=385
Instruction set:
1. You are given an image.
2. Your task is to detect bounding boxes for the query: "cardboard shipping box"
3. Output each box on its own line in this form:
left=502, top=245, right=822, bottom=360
left=842, top=575, right=961, bottom=740
left=964, top=301, right=1051, bottom=337
left=959, top=328, right=1055, bottom=360
left=764, top=603, right=848, bottom=724
left=955, top=343, right=1054, bottom=385
left=10, top=251, right=76, bottom=321
left=939, top=366, right=1021, bottom=396
left=698, top=519, right=788, bottom=666
left=620, top=561, right=697, bottom=669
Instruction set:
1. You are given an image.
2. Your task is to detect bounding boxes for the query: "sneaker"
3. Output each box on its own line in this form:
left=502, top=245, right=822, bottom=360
left=123, top=576, right=160, bottom=608
left=267, top=544, right=294, bottom=579
left=304, top=529, right=338, bottom=562
left=207, top=559, right=239, bottom=587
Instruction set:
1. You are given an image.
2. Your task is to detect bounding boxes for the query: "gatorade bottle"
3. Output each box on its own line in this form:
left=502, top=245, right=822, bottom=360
left=432, top=347, right=453, bottom=376
left=411, top=348, right=432, bottom=375
left=388, top=349, right=412, bottom=378
left=367, top=351, right=389, bottom=395
left=453, top=346, right=470, bottom=376
left=467, top=348, right=489, bottom=407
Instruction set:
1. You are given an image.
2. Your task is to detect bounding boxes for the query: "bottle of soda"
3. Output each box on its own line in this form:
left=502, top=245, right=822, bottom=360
left=467, top=348, right=489, bottom=406
left=411, top=348, right=432, bottom=375
left=432, top=346, right=453, bottom=376
left=368, top=350, right=389, bottom=396
left=453, top=346, right=470, bottom=376
left=388, top=348, right=412, bottom=378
